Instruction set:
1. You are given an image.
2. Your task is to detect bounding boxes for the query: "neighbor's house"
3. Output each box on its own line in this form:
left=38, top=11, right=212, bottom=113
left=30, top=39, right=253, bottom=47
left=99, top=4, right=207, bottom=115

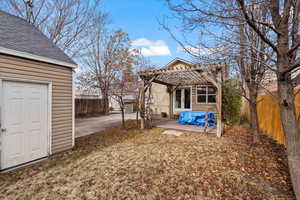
left=0, top=11, right=76, bottom=170
left=143, top=58, right=227, bottom=118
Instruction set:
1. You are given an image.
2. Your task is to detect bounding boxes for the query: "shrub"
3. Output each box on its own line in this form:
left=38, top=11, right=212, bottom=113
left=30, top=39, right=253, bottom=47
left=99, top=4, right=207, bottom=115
left=222, top=79, right=242, bottom=125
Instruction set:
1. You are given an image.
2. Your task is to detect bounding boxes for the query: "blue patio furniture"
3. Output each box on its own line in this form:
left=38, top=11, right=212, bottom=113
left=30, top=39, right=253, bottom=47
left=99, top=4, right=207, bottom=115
left=178, top=111, right=216, bottom=127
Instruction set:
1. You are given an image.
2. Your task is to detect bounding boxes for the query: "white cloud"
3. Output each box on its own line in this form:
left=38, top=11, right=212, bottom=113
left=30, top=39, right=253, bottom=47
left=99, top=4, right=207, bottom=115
left=132, top=38, right=171, bottom=57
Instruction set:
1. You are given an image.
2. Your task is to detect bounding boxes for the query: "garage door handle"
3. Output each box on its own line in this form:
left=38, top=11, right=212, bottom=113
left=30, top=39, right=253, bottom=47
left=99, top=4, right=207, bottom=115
left=1, top=128, right=6, bottom=132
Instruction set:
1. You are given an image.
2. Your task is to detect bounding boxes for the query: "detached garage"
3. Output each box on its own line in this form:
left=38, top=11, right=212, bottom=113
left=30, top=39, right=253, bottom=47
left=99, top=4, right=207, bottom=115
left=0, top=11, right=76, bottom=170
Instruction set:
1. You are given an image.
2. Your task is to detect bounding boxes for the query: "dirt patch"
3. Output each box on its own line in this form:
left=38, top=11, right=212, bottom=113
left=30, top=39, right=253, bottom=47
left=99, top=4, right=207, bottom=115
left=0, top=122, right=295, bottom=199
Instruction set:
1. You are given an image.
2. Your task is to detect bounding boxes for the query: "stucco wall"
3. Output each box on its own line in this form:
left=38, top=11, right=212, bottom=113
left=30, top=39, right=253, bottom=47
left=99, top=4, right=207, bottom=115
left=149, top=83, right=169, bottom=115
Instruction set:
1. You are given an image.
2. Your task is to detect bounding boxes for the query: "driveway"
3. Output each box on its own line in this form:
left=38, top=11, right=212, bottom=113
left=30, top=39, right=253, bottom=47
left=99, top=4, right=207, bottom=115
left=75, top=112, right=136, bottom=138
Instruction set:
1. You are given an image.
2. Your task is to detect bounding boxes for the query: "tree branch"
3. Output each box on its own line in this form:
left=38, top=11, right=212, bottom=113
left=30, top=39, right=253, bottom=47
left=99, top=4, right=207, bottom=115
left=288, top=41, right=300, bottom=55
left=236, top=0, right=279, bottom=53
left=282, top=59, right=300, bottom=75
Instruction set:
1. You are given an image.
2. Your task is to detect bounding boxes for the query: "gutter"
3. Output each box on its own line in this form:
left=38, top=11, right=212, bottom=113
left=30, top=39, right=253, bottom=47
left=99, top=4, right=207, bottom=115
left=0, top=46, right=77, bottom=68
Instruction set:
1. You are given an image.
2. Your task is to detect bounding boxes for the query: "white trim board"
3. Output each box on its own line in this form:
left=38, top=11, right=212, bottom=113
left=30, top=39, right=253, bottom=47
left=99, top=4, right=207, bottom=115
left=72, top=71, right=75, bottom=147
left=0, top=47, right=77, bottom=68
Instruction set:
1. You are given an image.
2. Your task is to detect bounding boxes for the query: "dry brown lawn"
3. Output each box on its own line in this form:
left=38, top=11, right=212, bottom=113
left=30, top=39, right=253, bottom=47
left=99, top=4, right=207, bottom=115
left=0, top=121, right=295, bottom=200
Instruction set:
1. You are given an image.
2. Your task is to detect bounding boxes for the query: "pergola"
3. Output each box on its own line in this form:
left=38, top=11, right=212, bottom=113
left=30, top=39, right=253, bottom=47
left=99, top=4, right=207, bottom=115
left=138, top=63, right=225, bottom=137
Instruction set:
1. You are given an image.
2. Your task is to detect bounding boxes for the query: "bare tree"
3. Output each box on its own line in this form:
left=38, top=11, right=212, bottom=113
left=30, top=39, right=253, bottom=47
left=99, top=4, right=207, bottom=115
left=132, top=52, right=156, bottom=127
left=110, top=65, right=139, bottom=128
left=236, top=3, right=273, bottom=144
left=164, top=0, right=300, bottom=197
left=80, top=29, right=133, bottom=115
left=236, top=1, right=300, bottom=198
left=0, top=0, right=108, bottom=58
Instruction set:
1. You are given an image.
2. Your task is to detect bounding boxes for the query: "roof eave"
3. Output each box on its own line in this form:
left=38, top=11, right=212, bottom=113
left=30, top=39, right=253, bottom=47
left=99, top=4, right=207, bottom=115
left=0, top=46, right=77, bottom=68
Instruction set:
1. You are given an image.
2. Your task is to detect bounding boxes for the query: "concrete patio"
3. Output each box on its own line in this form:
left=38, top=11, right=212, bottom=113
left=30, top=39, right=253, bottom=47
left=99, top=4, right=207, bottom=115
left=152, top=117, right=217, bottom=134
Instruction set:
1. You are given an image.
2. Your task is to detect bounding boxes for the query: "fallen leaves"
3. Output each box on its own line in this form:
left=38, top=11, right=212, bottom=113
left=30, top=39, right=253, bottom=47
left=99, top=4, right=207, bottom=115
left=0, top=121, right=295, bottom=200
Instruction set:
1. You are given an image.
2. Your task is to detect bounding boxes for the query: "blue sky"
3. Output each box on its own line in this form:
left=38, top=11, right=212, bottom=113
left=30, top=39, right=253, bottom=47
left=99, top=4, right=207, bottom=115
left=102, top=0, right=191, bottom=67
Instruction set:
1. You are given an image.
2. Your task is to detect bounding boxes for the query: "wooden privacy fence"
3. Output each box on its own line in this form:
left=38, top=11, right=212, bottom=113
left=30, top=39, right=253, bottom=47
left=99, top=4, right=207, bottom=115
left=75, top=99, right=105, bottom=117
left=256, top=94, right=285, bottom=145
left=244, top=92, right=300, bottom=145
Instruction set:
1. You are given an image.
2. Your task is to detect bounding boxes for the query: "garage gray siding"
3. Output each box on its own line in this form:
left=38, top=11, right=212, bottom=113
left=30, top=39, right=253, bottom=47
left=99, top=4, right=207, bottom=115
left=0, top=54, right=73, bottom=154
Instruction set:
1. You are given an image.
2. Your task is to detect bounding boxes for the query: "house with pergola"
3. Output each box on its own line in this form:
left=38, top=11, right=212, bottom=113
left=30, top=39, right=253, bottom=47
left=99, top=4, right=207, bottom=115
left=138, top=58, right=227, bottom=137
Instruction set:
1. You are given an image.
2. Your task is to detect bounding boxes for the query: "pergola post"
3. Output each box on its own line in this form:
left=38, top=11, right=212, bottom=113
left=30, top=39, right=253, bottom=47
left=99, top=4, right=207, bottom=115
left=168, top=86, right=174, bottom=119
left=140, top=81, right=145, bottom=129
left=199, top=70, right=223, bottom=137
left=216, top=84, right=222, bottom=137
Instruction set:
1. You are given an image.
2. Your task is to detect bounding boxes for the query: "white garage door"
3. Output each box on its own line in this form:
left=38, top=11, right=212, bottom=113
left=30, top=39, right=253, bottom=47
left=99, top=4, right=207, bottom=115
left=1, top=81, right=48, bottom=170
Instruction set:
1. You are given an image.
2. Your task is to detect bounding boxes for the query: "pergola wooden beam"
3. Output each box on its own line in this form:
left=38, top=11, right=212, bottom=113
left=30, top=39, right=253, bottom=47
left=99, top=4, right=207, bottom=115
left=139, top=64, right=223, bottom=86
left=138, top=63, right=225, bottom=136
left=144, top=74, right=158, bottom=92
left=138, top=64, right=223, bottom=76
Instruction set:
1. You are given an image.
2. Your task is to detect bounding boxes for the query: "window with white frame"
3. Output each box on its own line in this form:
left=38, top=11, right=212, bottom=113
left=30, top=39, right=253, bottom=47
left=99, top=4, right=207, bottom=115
left=196, top=86, right=216, bottom=104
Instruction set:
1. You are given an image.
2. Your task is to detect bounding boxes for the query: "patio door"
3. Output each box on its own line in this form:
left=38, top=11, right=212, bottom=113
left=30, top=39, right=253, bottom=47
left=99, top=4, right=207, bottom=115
left=174, top=87, right=191, bottom=111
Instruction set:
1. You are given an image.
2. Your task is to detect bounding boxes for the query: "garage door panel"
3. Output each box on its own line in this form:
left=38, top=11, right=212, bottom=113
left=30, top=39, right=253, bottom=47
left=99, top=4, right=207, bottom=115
left=1, top=81, right=48, bottom=169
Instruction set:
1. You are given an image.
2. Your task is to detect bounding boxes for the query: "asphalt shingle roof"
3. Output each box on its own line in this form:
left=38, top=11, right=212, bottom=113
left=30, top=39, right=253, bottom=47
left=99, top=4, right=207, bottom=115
left=0, top=10, right=76, bottom=66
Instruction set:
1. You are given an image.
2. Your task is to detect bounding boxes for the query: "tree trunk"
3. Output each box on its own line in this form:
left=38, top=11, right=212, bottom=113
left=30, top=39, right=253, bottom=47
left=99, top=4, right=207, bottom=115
left=278, top=80, right=300, bottom=198
left=276, top=28, right=300, bottom=197
left=121, top=107, right=125, bottom=129
left=103, top=95, right=109, bottom=115
left=249, top=88, right=260, bottom=144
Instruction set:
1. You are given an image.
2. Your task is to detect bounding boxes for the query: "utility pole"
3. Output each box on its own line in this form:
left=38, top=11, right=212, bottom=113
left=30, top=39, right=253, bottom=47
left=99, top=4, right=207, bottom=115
left=23, top=0, right=34, bottom=24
